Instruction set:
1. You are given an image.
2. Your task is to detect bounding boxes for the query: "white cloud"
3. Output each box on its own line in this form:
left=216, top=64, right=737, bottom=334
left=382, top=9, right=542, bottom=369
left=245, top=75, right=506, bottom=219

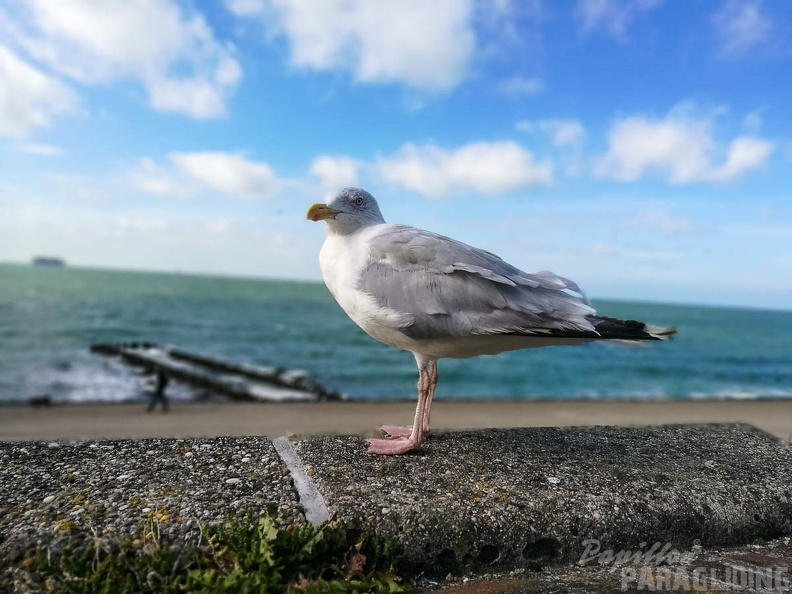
left=496, top=75, right=544, bottom=97
left=576, top=0, right=662, bottom=39
left=0, top=44, right=77, bottom=136
left=134, top=152, right=280, bottom=199
left=546, top=121, right=586, bottom=147
left=594, top=105, right=775, bottom=183
left=309, top=155, right=362, bottom=189
left=5, top=0, right=240, bottom=119
left=16, top=142, right=63, bottom=156
left=136, top=143, right=554, bottom=201
left=227, top=0, right=475, bottom=92
left=516, top=119, right=586, bottom=147
left=376, top=141, right=553, bottom=197
left=709, top=136, right=775, bottom=181
left=171, top=152, right=279, bottom=198
left=147, top=58, right=242, bottom=119
left=133, top=158, right=194, bottom=199
left=712, top=0, right=772, bottom=57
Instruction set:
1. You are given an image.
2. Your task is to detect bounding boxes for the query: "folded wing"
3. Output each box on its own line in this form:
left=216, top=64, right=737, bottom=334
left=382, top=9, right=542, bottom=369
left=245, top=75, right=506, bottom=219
left=359, top=225, right=599, bottom=341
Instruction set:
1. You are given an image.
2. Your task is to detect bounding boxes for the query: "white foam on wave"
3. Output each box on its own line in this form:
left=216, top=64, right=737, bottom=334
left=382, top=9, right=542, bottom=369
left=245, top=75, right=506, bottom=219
left=690, top=387, right=792, bottom=400
left=19, top=356, right=198, bottom=403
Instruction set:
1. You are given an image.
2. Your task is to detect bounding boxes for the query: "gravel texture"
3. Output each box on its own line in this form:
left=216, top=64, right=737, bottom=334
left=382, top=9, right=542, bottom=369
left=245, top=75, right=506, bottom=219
left=0, top=436, right=303, bottom=582
left=293, top=423, right=792, bottom=577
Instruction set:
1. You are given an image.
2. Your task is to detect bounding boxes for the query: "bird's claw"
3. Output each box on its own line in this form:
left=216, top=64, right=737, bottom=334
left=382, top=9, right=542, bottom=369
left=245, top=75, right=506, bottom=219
left=379, top=424, right=413, bottom=439
left=367, top=438, right=421, bottom=455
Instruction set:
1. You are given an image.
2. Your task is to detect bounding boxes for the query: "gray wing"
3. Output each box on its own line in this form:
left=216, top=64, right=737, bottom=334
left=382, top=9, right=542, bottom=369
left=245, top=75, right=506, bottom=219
left=360, top=225, right=597, bottom=340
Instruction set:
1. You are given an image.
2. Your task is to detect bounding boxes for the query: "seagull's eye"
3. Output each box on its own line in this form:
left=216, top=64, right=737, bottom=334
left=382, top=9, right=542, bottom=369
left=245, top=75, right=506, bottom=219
left=354, top=197, right=364, bottom=206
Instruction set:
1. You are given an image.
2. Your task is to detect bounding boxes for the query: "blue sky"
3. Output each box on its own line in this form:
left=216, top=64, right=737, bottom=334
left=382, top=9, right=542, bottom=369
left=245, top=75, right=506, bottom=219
left=1, top=0, right=791, bottom=309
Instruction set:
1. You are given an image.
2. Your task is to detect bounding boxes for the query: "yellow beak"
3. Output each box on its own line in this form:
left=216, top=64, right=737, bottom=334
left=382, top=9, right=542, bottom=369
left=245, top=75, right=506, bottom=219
left=306, top=203, right=340, bottom=221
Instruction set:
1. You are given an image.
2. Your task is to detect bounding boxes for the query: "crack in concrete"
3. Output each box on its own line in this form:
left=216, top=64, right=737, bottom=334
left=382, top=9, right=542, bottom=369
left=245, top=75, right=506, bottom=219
left=273, top=436, right=330, bottom=526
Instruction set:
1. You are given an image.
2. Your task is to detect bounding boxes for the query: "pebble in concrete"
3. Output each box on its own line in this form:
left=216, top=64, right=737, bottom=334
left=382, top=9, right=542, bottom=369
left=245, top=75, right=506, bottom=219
left=0, top=436, right=303, bottom=571
left=292, top=424, right=792, bottom=577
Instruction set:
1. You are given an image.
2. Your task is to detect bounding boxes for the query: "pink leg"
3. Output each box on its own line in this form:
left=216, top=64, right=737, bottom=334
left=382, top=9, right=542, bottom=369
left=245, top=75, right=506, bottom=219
left=421, top=361, right=438, bottom=434
left=379, top=361, right=438, bottom=440
left=368, top=361, right=432, bottom=455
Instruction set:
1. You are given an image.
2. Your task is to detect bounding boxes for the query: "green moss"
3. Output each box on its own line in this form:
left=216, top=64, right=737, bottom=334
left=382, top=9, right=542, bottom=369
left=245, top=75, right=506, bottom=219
left=26, top=511, right=410, bottom=593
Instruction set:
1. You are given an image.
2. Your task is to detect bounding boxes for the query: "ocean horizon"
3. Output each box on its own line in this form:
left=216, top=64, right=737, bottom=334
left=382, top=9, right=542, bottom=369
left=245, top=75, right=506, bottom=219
left=1, top=262, right=791, bottom=404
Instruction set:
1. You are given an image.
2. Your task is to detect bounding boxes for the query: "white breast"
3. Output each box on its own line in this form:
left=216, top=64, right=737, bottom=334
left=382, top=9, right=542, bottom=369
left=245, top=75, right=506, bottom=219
left=319, top=228, right=416, bottom=352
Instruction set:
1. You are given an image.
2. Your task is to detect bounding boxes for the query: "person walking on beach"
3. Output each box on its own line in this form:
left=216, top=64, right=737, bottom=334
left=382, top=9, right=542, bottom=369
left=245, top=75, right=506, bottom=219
left=147, top=369, right=170, bottom=413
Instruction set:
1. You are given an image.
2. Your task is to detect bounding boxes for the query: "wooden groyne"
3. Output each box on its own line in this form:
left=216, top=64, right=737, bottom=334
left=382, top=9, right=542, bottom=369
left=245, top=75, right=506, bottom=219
left=90, top=342, right=343, bottom=402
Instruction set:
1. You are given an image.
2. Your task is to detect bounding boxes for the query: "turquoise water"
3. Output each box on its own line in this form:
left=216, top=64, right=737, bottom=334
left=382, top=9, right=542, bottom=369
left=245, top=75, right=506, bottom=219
left=1, top=263, right=791, bottom=402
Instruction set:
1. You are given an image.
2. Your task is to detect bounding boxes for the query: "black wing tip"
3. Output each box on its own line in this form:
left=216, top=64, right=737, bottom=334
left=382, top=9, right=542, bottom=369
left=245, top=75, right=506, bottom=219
left=592, top=316, right=678, bottom=341
left=497, top=317, right=678, bottom=341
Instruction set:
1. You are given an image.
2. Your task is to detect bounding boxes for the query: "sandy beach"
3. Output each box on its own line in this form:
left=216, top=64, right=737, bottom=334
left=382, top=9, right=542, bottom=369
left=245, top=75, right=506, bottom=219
left=1, top=399, right=790, bottom=442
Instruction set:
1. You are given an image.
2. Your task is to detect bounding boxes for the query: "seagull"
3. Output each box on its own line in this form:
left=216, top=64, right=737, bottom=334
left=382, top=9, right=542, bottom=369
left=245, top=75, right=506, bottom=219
left=307, top=188, right=676, bottom=455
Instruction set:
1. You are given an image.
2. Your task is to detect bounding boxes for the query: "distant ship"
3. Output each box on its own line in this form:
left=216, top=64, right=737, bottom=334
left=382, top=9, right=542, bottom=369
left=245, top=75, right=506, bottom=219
left=32, top=256, right=66, bottom=267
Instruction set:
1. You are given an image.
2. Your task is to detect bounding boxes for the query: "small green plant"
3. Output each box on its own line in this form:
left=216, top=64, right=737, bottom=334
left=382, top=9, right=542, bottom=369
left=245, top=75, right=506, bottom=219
left=187, top=514, right=407, bottom=593
left=24, top=512, right=410, bottom=593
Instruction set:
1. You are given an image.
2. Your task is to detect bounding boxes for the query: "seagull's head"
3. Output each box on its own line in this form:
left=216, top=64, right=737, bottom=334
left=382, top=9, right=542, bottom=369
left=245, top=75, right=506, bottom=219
left=306, top=188, right=385, bottom=234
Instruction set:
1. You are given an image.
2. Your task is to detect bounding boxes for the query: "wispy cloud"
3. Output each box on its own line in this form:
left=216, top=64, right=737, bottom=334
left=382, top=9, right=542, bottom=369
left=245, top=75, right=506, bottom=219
left=516, top=119, right=586, bottom=176
left=576, top=0, right=663, bottom=39
left=742, top=109, right=764, bottom=134
left=516, top=119, right=586, bottom=147
left=711, top=0, right=773, bottom=58
left=15, top=142, right=63, bottom=156
left=496, top=75, right=544, bottom=97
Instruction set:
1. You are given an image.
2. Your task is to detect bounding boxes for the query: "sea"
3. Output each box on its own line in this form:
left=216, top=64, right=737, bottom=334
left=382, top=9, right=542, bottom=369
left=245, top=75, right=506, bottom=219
left=1, top=263, right=791, bottom=404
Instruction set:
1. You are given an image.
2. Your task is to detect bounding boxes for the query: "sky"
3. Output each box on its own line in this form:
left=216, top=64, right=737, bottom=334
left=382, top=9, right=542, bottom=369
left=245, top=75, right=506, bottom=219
left=1, top=0, right=791, bottom=310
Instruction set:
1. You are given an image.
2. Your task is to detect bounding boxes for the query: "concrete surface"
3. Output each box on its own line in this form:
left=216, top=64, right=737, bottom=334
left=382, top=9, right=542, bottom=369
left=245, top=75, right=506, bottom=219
left=293, top=424, right=792, bottom=576
left=0, top=437, right=302, bottom=568
left=2, top=423, right=792, bottom=592
left=2, top=399, right=792, bottom=441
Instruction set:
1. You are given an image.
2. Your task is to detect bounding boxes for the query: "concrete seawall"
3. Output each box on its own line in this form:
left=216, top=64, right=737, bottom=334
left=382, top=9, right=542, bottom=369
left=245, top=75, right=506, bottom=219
left=2, top=424, right=791, bottom=592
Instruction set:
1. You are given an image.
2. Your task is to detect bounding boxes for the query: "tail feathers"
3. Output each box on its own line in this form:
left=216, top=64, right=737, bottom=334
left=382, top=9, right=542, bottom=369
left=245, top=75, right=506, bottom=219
left=590, top=316, right=677, bottom=341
